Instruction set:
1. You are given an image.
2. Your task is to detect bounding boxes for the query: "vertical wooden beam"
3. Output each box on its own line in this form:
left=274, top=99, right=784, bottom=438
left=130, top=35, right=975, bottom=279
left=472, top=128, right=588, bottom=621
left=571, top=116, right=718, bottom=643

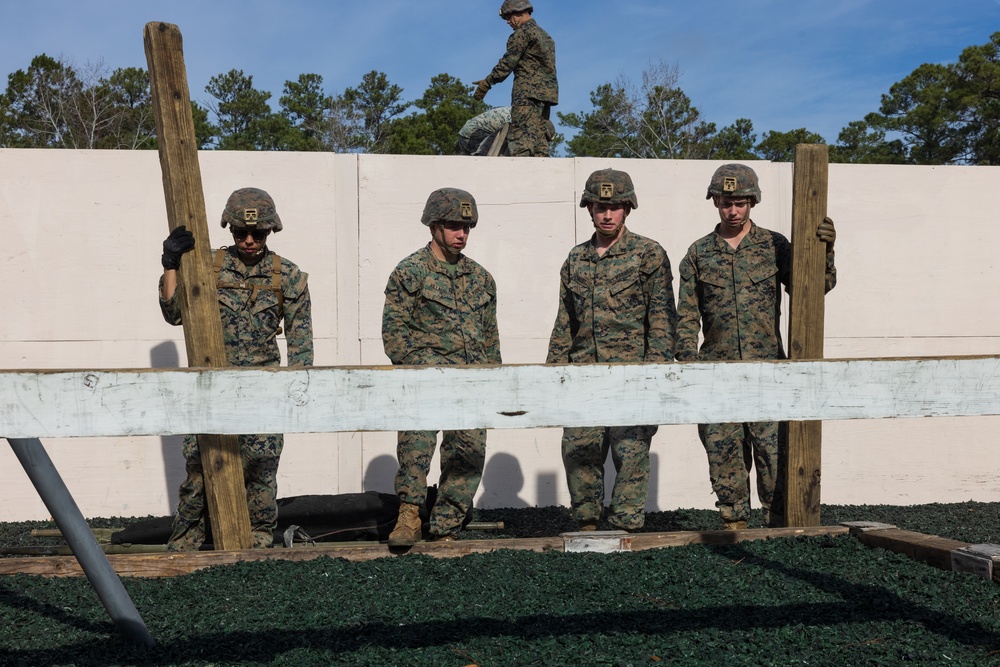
left=784, top=144, right=829, bottom=527
left=487, top=123, right=510, bottom=156
left=144, top=22, right=252, bottom=550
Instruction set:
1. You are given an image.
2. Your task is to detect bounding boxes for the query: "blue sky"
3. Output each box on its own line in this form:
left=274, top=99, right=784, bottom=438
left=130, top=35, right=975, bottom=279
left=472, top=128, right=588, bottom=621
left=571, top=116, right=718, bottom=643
left=3, top=0, right=999, bottom=146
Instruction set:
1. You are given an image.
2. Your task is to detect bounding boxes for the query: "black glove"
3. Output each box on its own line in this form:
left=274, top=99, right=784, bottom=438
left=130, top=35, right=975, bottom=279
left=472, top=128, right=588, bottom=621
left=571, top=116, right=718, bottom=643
left=161, top=225, right=195, bottom=270
left=472, top=79, right=491, bottom=101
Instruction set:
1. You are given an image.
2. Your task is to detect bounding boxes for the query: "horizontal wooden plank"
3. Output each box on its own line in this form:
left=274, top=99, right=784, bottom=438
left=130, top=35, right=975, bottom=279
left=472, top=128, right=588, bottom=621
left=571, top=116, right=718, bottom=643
left=628, top=525, right=849, bottom=549
left=851, top=527, right=970, bottom=572
left=3, top=356, right=1000, bottom=438
left=845, top=522, right=1000, bottom=583
left=950, top=545, right=1000, bottom=582
left=0, top=527, right=848, bottom=578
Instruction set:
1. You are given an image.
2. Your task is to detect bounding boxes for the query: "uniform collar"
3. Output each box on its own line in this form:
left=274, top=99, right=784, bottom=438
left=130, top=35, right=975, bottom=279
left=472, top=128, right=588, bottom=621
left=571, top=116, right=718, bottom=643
left=225, top=245, right=272, bottom=274
left=711, top=221, right=767, bottom=251
left=422, top=243, right=469, bottom=275
left=589, top=227, right=633, bottom=258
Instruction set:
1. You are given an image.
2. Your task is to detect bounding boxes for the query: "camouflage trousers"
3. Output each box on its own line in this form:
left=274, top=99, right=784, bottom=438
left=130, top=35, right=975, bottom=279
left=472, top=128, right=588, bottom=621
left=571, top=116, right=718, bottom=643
left=459, top=129, right=507, bottom=156
left=509, top=101, right=551, bottom=157
left=395, top=429, right=486, bottom=537
left=698, top=421, right=786, bottom=525
left=167, top=433, right=283, bottom=551
left=561, top=425, right=658, bottom=531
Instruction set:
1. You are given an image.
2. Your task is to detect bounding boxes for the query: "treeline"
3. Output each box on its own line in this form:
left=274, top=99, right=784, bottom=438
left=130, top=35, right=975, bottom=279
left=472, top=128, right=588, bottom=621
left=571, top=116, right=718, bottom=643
left=3, top=31, right=999, bottom=164
left=559, top=32, right=1000, bottom=165
left=0, top=55, right=489, bottom=154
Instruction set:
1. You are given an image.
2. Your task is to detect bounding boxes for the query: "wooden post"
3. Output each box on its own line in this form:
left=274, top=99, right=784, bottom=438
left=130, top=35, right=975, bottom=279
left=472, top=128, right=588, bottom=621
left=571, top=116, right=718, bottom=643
left=487, top=123, right=510, bottom=157
left=784, top=144, right=830, bottom=527
left=143, top=22, right=252, bottom=550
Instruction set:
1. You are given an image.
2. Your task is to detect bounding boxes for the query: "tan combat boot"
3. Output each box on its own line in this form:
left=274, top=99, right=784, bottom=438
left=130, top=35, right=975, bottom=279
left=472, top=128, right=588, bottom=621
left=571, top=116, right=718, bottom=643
left=723, top=520, right=747, bottom=531
left=388, top=502, right=422, bottom=547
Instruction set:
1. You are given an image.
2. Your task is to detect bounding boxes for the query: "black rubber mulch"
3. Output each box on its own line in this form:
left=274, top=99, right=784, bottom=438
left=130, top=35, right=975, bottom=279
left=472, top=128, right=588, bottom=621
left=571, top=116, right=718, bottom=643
left=0, top=501, right=997, bottom=666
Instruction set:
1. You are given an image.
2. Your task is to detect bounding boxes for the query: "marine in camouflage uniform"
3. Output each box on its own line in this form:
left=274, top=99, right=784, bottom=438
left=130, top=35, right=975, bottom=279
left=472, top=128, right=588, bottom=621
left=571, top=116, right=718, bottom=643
left=382, top=188, right=501, bottom=545
left=473, top=0, right=558, bottom=157
left=458, top=106, right=511, bottom=156
left=547, top=169, right=677, bottom=531
left=675, top=164, right=836, bottom=529
left=158, top=187, right=313, bottom=550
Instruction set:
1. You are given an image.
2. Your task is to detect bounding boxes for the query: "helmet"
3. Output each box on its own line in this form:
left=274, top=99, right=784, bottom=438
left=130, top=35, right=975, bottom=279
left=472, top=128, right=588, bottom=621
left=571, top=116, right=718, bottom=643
left=421, top=188, right=479, bottom=228
left=221, top=187, right=283, bottom=232
left=499, top=0, right=533, bottom=18
left=706, top=164, right=761, bottom=203
left=579, top=168, right=638, bottom=210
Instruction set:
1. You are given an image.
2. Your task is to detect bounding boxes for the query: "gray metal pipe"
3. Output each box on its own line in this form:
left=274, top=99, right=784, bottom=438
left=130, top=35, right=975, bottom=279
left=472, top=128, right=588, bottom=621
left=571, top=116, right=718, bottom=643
left=7, top=438, right=156, bottom=647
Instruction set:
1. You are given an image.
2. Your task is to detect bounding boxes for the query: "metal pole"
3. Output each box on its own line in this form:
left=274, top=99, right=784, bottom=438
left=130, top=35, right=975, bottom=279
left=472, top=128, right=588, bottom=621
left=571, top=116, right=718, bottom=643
left=7, top=438, right=156, bottom=647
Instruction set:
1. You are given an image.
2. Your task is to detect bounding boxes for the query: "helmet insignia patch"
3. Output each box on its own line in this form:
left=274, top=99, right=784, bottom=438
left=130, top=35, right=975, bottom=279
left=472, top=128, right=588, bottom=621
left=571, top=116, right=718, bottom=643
left=723, top=177, right=737, bottom=192
left=243, top=208, right=259, bottom=224
left=599, top=182, right=614, bottom=199
left=460, top=201, right=473, bottom=219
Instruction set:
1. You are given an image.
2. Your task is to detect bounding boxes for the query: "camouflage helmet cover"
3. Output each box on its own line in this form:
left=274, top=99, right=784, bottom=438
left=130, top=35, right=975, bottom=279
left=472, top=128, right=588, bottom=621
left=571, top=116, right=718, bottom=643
left=706, top=163, right=762, bottom=204
left=499, top=0, right=533, bottom=17
left=221, top=187, right=283, bottom=232
left=421, top=187, right=479, bottom=228
left=579, top=168, right=638, bottom=210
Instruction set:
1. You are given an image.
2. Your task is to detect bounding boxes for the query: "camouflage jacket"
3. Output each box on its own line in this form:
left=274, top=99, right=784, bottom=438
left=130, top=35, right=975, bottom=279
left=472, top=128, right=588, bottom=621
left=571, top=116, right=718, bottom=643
left=547, top=229, right=677, bottom=364
left=159, top=246, right=314, bottom=367
left=459, top=106, right=511, bottom=139
left=382, top=245, right=501, bottom=366
left=485, top=18, right=558, bottom=105
left=675, top=222, right=836, bottom=362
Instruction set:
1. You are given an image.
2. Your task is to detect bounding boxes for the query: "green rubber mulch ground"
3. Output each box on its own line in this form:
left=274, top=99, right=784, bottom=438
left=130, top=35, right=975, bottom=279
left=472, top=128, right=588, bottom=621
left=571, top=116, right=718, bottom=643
left=1, top=502, right=999, bottom=666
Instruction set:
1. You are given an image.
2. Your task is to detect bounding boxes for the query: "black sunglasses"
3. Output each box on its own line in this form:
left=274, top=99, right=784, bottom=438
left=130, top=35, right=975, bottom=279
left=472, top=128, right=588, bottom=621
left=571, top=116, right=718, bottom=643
left=232, top=228, right=269, bottom=241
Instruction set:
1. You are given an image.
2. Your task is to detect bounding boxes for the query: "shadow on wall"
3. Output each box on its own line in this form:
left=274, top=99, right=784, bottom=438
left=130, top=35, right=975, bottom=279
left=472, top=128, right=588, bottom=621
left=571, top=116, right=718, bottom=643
left=365, top=450, right=556, bottom=514
left=365, top=449, right=563, bottom=510
left=363, top=454, right=398, bottom=494
left=151, top=340, right=186, bottom=510
left=649, top=451, right=660, bottom=512
left=481, top=451, right=530, bottom=508
left=361, top=446, right=664, bottom=512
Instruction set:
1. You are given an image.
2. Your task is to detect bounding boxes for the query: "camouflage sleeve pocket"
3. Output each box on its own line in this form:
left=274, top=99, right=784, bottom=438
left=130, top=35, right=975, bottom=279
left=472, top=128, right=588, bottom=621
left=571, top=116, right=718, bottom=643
left=748, top=262, right=779, bottom=285
left=468, top=288, right=493, bottom=311
left=217, top=289, right=242, bottom=313
left=252, top=288, right=281, bottom=313
left=608, top=267, right=640, bottom=295
left=397, top=269, right=423, bottom=296
left=420, top=281, right=457, bottom=310
left=568, top=276, right=589, bottom=293
left=568, top=277, right=590, bottom=312
left=699, top=266, right=730, bottom=289
left=251, top=288, right=282, bottom=334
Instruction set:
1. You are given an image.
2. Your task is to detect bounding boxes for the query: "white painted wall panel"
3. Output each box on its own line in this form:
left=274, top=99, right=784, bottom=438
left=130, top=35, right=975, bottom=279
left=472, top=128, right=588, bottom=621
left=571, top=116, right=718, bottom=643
left=1, top=148, right=998, bottom=520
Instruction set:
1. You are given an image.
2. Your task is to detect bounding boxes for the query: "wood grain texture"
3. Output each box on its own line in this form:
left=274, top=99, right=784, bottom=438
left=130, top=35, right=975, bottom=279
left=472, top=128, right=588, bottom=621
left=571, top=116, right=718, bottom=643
left=786, top=144, right=829, bottom=527
left=4, top=356, right=1000, bottom=438
left=853, top=528, right=970, bottom=572
left=0, top=528, right=848, bottom=578
left=144, top=22, right=250, bottom=550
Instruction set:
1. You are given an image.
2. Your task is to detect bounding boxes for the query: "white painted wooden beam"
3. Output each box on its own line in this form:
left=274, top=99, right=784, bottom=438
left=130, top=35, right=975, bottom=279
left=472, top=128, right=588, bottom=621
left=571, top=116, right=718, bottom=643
left=2, top=356, right=999, bottom=438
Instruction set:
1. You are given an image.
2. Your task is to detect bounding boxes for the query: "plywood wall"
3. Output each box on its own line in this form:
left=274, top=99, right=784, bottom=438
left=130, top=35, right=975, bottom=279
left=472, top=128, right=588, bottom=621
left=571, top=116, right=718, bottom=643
left=1, top=149, right=998, bottom=520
